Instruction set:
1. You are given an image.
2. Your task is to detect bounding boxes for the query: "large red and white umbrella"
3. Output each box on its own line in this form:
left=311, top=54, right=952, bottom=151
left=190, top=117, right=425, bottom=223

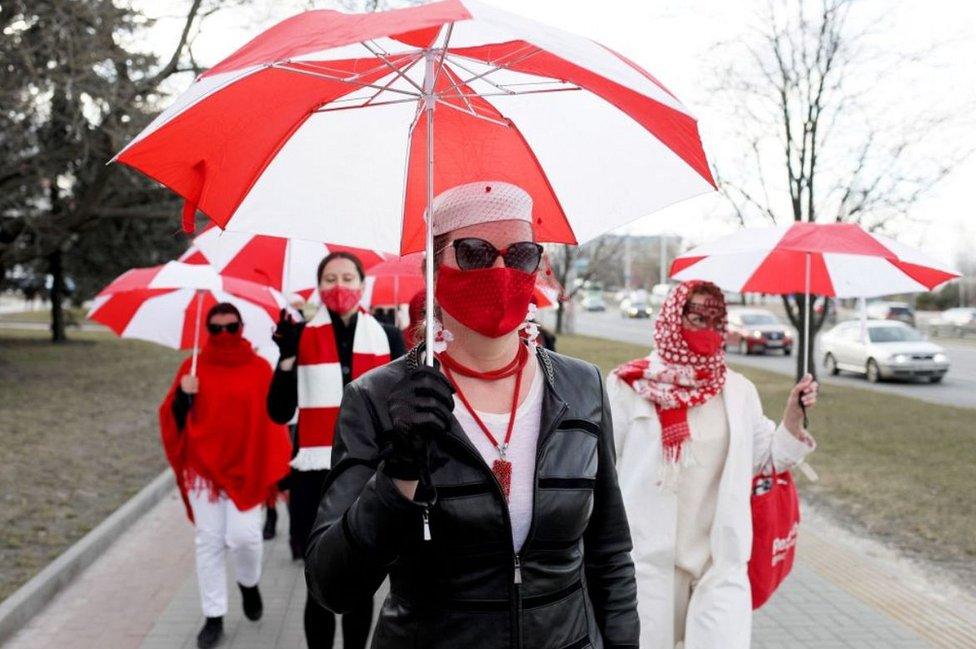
left=88, top=261, right=288, bottom=371
left=114, top=0, right=715, bottom=358
left=670, top=222, right=960, bottom=373
left=188, top=226, right=388, bottom=300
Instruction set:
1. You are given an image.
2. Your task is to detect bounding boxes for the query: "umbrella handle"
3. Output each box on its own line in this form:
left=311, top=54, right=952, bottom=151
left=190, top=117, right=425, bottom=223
left=190, top=290, right=203, bottom=376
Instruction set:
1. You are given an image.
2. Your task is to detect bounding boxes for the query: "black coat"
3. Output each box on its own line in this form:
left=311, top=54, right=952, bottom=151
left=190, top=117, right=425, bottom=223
left=305, top=346, right=639, bottom=649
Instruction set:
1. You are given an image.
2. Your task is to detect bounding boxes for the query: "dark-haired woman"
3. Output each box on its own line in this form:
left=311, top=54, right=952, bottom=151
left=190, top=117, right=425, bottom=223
left=159, top=303, right=292, bottom=649
left=267, top=251, right=405, bottom=649
left=305, top=181, right=639, bottom=649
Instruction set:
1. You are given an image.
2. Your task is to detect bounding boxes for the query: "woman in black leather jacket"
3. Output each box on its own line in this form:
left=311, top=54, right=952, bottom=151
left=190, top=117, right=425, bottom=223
left=305, top=181, right=639, bottom=649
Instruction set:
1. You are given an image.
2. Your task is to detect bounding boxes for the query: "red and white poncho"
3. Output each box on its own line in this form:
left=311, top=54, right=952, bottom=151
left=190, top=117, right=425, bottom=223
left=292, top=307, right=390, bottom=471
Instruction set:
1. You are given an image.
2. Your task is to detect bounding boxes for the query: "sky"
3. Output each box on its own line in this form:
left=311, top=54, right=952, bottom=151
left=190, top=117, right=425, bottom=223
left=137, top=0, right=976, bottom=264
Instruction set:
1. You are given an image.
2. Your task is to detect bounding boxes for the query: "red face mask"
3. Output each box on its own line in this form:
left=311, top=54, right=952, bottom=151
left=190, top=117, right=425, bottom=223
left=681, top=327, right=724, bottom=356
left=436, top=266, right=536, bottom=339
left=320, top=285, right=362, bottom=314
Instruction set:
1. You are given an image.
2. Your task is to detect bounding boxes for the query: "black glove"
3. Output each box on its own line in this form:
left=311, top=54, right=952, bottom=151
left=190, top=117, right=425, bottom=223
left=383, top=365, right=455, bottom=481
left=272, top=309, right=302, bottom=360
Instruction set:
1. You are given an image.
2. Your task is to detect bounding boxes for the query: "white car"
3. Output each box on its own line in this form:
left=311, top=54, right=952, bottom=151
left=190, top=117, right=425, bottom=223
left=930, top=307, right=976, bottom=337
left=821, top=320, right=950, bottom=383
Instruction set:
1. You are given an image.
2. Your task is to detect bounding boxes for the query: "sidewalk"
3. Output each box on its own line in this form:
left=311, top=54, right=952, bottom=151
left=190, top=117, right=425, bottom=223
left=6, top=489, right=976, bottom=649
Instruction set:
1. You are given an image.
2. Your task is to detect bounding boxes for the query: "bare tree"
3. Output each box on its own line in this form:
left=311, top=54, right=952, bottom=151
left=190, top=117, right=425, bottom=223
left=711, top=0, right=969, bottom=379
left=0, top=1, right=231, bottom=342
left=547, top=237, right=624, bottom=335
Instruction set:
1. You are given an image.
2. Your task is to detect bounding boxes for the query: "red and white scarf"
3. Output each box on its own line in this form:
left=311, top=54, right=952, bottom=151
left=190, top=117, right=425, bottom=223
left=293, top=307, right=390, bottom=471
left=614, top=281, right=727, bottom=482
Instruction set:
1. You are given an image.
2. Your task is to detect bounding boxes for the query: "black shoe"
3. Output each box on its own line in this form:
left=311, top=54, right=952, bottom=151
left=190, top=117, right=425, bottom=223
left=263, top=506, right=278, bottom=540
left=196, top=617, right=223, bottom=649
left=239, top=583, right=263, bottom=621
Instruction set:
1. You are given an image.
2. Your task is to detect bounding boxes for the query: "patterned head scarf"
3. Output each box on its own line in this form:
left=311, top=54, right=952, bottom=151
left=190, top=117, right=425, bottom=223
left=614, top=281, right=728, bottom=483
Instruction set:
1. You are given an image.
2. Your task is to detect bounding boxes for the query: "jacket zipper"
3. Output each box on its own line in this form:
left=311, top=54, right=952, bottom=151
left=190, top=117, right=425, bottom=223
left=422, top=507, right=431, bottom=541
left=440, top=354, right=568, bottom=649
left=442, top=432, right=521, bottom=647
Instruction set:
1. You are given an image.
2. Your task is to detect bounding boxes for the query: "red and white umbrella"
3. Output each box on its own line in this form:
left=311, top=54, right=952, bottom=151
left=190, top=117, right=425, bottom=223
left=363, top=253, right=427, bottom=307
left=88, top=261, right=288, bottom=372
left=670, top=222, right=960, bottom=373
left=187, top=226, right=388, bottom=300
left=114, top=0, right=715, bottom=359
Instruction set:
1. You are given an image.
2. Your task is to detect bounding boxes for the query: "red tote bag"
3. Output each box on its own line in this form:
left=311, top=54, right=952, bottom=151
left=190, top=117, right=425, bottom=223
left=748, top=469, right=800, bottom=609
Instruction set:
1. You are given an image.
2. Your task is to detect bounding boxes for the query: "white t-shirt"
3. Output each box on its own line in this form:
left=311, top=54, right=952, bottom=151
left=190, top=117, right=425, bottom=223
left=453, top=364, right=544, bottom=552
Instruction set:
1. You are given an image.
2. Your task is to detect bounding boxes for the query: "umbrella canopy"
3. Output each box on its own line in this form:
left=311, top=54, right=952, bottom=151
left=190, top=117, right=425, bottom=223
left=114, top=0, right=715, bottom=255
left=88, top=261, right=287, bottom=354
left=670, top=222, right=960, bottom=377
left=670, top=223, right=959, bottom=298
left=188, top=226, right=388, bottom=299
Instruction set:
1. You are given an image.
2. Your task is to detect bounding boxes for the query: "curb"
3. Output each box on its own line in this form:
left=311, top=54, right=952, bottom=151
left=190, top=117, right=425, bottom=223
left=0, top=470, right=175, bottom=645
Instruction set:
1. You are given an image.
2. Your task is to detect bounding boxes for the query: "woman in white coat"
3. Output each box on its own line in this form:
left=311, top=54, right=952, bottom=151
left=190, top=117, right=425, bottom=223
left=607, top=280, right=817, bottom=649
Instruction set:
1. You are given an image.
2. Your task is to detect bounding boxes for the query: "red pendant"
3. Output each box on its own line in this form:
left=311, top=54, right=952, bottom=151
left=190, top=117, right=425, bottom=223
left=492, top=458, right=512, bottom=499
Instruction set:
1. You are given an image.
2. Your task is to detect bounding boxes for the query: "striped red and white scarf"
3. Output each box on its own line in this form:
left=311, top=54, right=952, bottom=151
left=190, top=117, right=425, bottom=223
left=292, top=307, right=390, bottom=471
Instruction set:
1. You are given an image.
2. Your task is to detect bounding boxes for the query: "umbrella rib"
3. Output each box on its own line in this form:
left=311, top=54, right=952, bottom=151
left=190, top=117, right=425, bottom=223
left=446, top=86, right=582, bottom=99
left=314, top=96, right=421, bottom=113
left=271, top=62, right=423, bottom=98
left=454, top=45, right=544, bottom=86
left=438, top=63, right=479, bottom=116
left=360, top=54, right=426, bottom=108
left=433, top=97, right=510, bottom=128
left=443, top=54, right=514, bottom=95
left=361, top=41, right=426, bottom=94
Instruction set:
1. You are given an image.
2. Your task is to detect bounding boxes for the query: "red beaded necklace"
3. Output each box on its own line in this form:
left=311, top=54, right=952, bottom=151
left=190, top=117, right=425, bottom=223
left=439, top=342, right=529, bottom=498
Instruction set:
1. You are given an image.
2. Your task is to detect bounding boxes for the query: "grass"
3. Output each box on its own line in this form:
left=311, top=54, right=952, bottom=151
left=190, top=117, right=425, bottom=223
left=0, top=329, right=183, bottom=601
left=557, top=333, right=976, bottom=582
left=0, top=307, right=88, bottom=326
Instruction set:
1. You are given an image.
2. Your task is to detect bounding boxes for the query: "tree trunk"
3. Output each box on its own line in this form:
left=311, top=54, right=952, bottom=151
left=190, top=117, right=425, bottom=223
left=48, top=249, right=67, bottom=343
left=782, top=293, right=823, bottom=382
left=555, top=300, right=565, bottom=335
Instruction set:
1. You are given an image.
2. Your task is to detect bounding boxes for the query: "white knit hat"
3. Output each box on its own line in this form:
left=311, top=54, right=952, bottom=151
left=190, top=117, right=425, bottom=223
left=428, top=181, right=533, bottom=236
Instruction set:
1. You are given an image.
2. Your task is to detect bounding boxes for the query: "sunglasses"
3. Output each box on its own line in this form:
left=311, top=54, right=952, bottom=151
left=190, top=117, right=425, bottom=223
left=683, top=303, right=725, bottom=330
left=207, top=321, right=241, bottom=335
left=452, top=238, right=543, bottom=273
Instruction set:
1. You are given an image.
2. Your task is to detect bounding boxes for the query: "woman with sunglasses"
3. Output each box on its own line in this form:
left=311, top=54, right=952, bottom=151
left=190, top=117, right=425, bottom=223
left=305, top=181, right=639, bottom=649
left=159, top=302, right=292, bottom=649
left=267, top=251, right=405, bottom=649
left=607, top=281, right=817, bottom=649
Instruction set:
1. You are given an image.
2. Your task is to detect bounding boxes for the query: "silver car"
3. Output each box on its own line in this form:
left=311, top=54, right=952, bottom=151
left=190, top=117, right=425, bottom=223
left=821, top=320, right=950, bottom=383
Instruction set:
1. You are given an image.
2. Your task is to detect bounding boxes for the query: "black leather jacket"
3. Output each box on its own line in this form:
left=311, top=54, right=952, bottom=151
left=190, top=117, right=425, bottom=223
left=305, top=346, right=639, bottom=649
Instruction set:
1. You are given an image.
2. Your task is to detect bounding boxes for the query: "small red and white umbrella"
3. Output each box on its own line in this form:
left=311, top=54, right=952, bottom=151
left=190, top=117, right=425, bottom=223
left=670, top=222, right=960, bottom=373
left=114, top=1, right=715, bottom=359
left=363, top=253, right=427, bottom=307
left=88, top=261, right=288, bottom=372
left=187, top=226, right=388, bottom=300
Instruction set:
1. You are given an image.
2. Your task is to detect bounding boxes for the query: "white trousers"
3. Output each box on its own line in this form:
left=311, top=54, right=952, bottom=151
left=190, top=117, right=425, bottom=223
left=188, top=489, right=263, bottom=617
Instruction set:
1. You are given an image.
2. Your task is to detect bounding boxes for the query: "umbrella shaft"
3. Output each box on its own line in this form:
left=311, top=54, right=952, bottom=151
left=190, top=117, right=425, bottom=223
left=423, top=48, right=437, bottom=366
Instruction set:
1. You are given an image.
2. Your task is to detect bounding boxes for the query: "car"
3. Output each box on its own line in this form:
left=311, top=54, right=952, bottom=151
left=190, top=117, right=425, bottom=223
left=821, top=320, right=949, bottom=383
left=581, top=293, right=606, bottom=312
left=929, top=307, right=976, bottom=337
left=620, top=297, right=653, bottom=318
left=725, top=308, right=794, bottom=355
left=865, top=301, right=915, bottom=327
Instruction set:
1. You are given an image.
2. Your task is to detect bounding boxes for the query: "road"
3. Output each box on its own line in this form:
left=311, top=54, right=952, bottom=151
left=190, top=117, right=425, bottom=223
left=543, top=309, right=976, bottom=409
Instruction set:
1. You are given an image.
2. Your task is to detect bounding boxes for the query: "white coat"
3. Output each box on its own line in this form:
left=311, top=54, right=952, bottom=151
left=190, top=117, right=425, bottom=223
left=607, top=370, right=814, bottom=649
